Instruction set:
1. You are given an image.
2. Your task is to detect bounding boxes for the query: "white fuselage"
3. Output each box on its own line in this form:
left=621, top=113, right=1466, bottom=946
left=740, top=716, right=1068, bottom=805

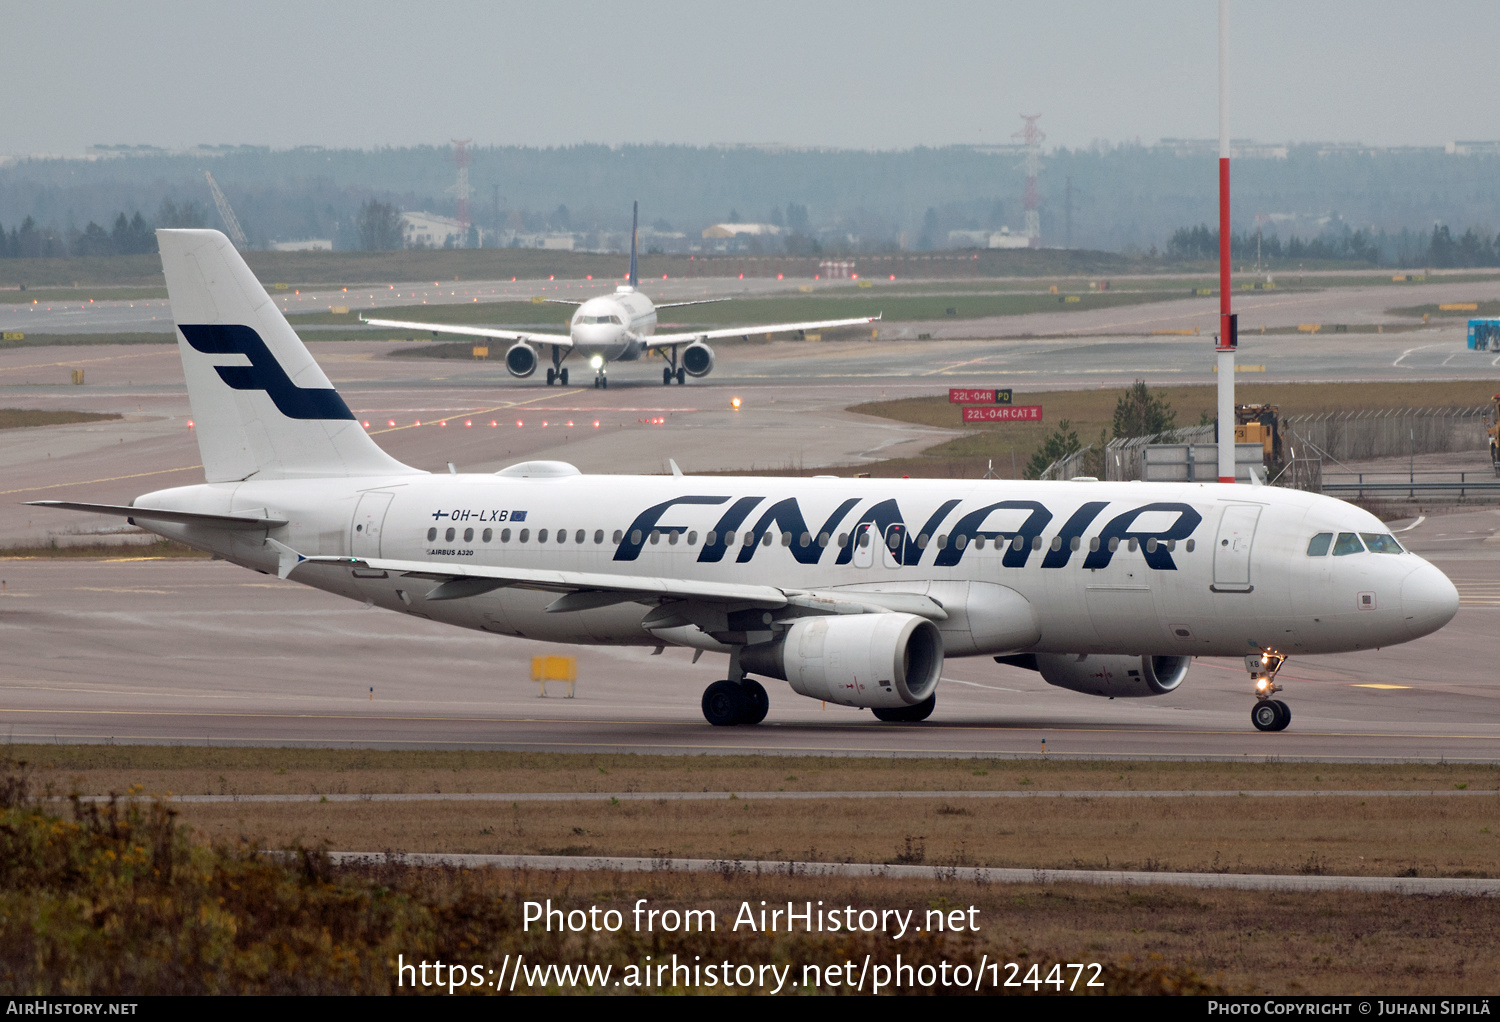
left=568, top=288, right=657, bottom=365
left=133, top=472, right=1458, bottom=661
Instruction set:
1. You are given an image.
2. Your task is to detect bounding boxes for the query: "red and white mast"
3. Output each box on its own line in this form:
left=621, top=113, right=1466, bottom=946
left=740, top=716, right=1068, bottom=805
left=1215, top=0, right=1237, bottom=483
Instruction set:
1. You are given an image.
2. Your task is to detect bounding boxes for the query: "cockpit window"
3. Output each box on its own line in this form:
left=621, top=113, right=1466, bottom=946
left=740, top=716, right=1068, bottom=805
left=1306, top=533, right=1332, bottom=556
left=1361, top=533, right=1404, bottom=554
left=1332, top=532, right=1365, bottom=556
left=577, top=314, right=623, bottom=325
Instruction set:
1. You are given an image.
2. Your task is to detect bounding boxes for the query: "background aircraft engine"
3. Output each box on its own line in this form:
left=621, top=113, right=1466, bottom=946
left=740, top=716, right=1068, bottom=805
left=740, top=613, right=942, bottom=709
left=504, top=342, right=538, bottom=378
left=681, top=342, right=715, bottom=378
left=1034, top=653, right=1190, bottom=698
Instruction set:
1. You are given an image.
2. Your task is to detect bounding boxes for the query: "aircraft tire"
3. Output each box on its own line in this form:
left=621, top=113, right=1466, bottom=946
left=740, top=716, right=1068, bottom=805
left=546, top=368, right=556, bottom=385
left=872, top=695, right=935, bottom=723
left=702, top=680, right=746, bottom=726
left=1271, top=699, right=1291, bottom=730
left=663, top=368, right=673, bottom=385
left=1251, top=700, right=1281, bottom=731
left=601, top=376, right=608, bottom=389
left=740, top=680, right=769, bottom=725
left=676, top=368, right=686, bottom=385
left=559, top=368, right=568, bottom=385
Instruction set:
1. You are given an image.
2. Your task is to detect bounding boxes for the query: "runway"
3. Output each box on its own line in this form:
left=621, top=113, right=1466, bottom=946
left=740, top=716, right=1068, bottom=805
left=0, top=548, right=1495, bottom=761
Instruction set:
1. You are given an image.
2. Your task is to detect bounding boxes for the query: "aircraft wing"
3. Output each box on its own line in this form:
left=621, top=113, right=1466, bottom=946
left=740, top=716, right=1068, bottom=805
left=645, top=313, right=880, bottom=347
left=292, top=554, right=946, bottom=620
left=360, top=316, right=573, bottom=347
left=653, top=298, right=727, bottom=310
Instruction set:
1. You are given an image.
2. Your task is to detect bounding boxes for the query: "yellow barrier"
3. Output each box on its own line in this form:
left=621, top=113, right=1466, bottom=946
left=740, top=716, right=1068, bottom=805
left=472, top=346, right=489, bottom=359
left=1151, top=328, right=1199, bottom=336
left=71, top=369, right=84, bottom=385
left=532, top=655, right=577, bottom=698
left=1064, top=295, right=1081, bottom=303
left=329, top=305, right=349, bottom=314
left=273, top=283, right=289, bottom=290
left=798, top=285, right=815, bottom=293
left=1297, top=324, right=1322, bottom=333
left=1214, top=364, right=1266, bottom=373
left=2, top=332, right=23, bottom=341
left=1439, top=303, right=1478, bottom=312
left=531, top=295, right=548, bottom=304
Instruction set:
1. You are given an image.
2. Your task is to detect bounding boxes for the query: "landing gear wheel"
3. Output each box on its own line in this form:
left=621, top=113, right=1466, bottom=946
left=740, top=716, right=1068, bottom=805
left=740, top=680, right=769, bottom=725
left=872, top=694, right=936, bottom=723
left=702, top=680, right=746, bottom=726
left=676, top=368, right=686, bottom=385
left=663, top=367, right=673, bottom=385
left=558, top=368, right=568, bottom=385
left=600, top=375, right=608, bottom=389
left=546, top=368, right=556, bottom=385
left=1251, top=699, right=1289, bottom=732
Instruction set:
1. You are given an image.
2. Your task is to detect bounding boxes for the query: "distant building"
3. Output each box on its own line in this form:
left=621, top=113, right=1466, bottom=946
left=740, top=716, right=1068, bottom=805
left=947, top=228, right=1030, bottom=250
left=1447, top=140, right=1500, bottom=156
left=701, top=223, right=782, bottom=239
left=402, top=211, right=484, bottom=249
left=270, top=239, right=332, bottom=252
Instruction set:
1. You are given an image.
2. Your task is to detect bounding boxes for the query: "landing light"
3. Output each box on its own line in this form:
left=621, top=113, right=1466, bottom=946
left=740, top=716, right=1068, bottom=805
left=731, top=397, right=742, bottom=410
left=590, top=355, right=603, bottom=369
left=1255, top=678, right=1270, bottom=692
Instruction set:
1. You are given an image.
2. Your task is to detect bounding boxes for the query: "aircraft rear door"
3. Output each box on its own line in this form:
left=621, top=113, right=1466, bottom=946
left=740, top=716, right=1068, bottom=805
left=1212, top=503, right=1262, bottom=592
left=351, top=491, right=395, bottom=559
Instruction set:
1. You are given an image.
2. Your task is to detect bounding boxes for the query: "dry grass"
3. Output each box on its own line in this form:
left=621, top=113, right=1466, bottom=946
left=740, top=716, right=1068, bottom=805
left=0, top=539, right=209, bottom=559
left=0, top=408, right=122, bottom=429
left=847, top=380, right=1500, bottom=478
left=19, top=745, right=1500, bottom=799
left=168, top=794, right=1500, bottom=880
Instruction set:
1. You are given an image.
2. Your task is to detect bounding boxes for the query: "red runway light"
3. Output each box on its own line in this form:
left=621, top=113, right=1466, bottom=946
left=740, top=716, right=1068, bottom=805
left=415, top=420, right=421, bottom=426
left=186, top=420, right=194, bottom=429
left=490, top=420, right=497, bottom=427
left=439, top=420, right=447, bottom=427
left=387, top=419, right=395, bottom=427
left=362, top=420, right=370, bottom=428
left=777, top=273, right=783, bottom=280
left=592, top=420, right=600, bottom=428
left=464, top=420, right=472, bottom=427
left=542, top=421, right=549, bottom=427
left=889, top=274, right=895, bottom=280
left=516, top=420, right=523, bottom=427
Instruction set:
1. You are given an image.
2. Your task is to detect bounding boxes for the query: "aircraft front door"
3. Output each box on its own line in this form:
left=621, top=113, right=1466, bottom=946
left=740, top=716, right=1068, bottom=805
left=1212, top=504, right=1262, bottom=592
left=351, top=491, right=395, bottom=559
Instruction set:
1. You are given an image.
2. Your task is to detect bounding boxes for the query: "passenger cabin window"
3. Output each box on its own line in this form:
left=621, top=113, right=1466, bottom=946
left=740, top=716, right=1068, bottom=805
left=427, top=527, right=437, bottom=541
left=1332, top=532, right=1365, bottom=556
left=1361, top=533, right=1403, bottom=554
left=482, top=528, right=492, bottom=542
left=1307, top=533, right=1332, bottom=556
left=445, top=527, right=455, bottom=542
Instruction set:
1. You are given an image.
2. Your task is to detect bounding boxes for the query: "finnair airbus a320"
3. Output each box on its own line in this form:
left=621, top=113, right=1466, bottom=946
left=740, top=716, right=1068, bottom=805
left=34, top=230, right=1459, bottom=732
left=362, top=203, right=879, bottom=388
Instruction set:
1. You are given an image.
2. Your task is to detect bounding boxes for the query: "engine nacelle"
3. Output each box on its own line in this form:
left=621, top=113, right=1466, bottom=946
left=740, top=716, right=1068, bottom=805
left=740, top=613, right=942, bottom=709
left=681, top=341, right=715, bottom=378
left=1023, top=653, right=1189, bottom=698
left=505, top=342, right=538, bottom=378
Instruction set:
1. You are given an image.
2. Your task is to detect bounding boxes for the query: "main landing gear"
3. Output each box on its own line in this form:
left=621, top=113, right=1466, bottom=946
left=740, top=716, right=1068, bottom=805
left=701, top=678, right=769, bottom=726
left=1247, top=652, right=1291, bottom=732
left=660, top=345, right=687, bottom=385
left=545, top=347, right=569, bottom=386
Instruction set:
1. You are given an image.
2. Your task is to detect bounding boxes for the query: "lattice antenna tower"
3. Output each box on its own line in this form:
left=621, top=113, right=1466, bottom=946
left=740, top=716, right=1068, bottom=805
left=203, top=171, right=248, bottom=251
left=1011, top=114, right=1045, bottom=245
left=448, top=139, right=473, bottom=246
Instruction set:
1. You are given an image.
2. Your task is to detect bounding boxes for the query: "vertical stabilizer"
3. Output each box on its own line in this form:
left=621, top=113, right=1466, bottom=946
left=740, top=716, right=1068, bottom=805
left=628, top=200, right=638, bottom=290
left=158, top=229, right=420, bottom=482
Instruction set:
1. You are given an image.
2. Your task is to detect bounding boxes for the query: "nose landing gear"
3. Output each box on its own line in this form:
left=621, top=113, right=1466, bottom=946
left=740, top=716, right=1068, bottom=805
left=1247, top=652, right=1291, bottom=731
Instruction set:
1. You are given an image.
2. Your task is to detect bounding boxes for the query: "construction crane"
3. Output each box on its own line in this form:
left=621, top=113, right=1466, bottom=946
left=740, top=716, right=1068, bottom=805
left=203, top=171, right=248, bottom=251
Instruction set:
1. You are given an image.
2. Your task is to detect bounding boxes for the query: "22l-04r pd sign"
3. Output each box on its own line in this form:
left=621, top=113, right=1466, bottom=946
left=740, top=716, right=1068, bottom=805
left=963, top=405, right=1042, bottom=422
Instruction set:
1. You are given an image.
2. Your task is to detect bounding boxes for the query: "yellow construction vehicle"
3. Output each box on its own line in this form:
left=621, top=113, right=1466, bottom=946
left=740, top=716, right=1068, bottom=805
left=1486, top=394, right=1500, bottom=476
left=1234, top=403, right=1283, bottom=468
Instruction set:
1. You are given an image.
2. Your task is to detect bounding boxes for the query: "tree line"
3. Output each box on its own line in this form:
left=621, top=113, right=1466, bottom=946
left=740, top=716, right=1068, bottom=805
left=1165, top=222, right=1500, bottom=268
left=0, top=199, right=208, bottom=258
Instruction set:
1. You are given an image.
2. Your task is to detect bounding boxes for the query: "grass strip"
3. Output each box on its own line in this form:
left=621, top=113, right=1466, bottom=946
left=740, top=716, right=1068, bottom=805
left=0, top=408, right=121, bottom=429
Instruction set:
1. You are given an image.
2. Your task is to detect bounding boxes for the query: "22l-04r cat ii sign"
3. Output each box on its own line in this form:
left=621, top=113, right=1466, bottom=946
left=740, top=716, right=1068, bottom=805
left=963, top=406, right=1042, bottom=422
left=30, top=230, right=1460, bottom=735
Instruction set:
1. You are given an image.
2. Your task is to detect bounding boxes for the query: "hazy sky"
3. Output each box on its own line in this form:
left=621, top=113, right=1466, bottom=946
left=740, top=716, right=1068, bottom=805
left=9, top=1, right=1499, bottom=155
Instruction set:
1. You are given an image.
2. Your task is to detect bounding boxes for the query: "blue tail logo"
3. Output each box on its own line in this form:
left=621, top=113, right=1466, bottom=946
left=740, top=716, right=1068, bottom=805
left=179, top=324, right=355, bottom=420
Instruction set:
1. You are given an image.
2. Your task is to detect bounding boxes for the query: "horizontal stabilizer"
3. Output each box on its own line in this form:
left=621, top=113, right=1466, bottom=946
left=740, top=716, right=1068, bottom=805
left=26, top=500, right=286, bottom=530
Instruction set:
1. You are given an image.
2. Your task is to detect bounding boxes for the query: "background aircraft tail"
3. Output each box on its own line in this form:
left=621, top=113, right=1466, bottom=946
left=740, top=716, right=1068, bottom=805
left=158, top=229, right=419, bottom=482
left=628, top=200, right=638, bottom=289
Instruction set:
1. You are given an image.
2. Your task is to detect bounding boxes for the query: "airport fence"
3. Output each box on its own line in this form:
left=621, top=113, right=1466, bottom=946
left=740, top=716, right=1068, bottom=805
left=1281, top=407, right=1489, bottom=463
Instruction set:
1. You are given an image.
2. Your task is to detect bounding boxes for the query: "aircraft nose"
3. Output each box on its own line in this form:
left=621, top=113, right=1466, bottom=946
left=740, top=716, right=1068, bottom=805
left=1400, top=560, right=1460, bottom=640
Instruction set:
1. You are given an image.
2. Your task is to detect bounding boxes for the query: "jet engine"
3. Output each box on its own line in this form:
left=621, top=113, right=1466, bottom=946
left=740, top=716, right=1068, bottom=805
left=505, top=342, right=538, bottom=378
left=1000, top=653, right=1189, bottom=698
left=740, top=613, right=942, bottom=709
left=681, top=341, right=716, bottom=378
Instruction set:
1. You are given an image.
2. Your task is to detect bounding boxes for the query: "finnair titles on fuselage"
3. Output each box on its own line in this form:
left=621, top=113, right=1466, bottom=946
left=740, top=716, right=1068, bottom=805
left=362, top=203, right=879, bottom=389
left=34, top=230, right=1459, bottom=733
